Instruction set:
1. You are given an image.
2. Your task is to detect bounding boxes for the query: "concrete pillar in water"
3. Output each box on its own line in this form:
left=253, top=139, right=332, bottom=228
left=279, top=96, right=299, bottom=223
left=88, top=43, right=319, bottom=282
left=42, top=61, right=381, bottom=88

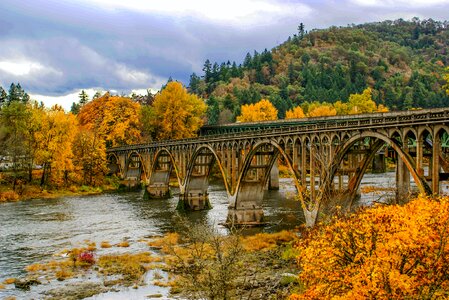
left=372, top=153, right=386, bottom=173
left=268, top=159, right=279, bottom=190
left=226, top=181, right=264, bottom=226
left=177, top=174, right=211, bottom=211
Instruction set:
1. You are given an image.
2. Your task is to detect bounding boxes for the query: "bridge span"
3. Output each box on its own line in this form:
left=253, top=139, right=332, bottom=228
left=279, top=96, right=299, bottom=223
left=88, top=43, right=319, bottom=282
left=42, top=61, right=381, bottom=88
left=107, top=107, right=449, bottom=226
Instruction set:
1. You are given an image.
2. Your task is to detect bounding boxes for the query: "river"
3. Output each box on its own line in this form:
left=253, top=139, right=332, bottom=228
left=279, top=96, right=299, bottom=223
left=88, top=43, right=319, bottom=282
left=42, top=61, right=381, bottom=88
left=0, top=172, right=411, bottom=299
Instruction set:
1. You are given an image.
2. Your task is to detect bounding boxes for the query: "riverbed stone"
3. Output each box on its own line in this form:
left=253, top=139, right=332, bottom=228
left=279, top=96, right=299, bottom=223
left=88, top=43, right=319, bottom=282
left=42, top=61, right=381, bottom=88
left=14, top=278, right=41, bottom=290
left=43, top=282, right=110, bottom=299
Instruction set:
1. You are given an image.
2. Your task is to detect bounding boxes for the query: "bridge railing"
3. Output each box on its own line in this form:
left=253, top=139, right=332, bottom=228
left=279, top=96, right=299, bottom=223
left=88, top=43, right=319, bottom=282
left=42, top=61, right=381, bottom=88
left=107, top=107, right=449, bottom=153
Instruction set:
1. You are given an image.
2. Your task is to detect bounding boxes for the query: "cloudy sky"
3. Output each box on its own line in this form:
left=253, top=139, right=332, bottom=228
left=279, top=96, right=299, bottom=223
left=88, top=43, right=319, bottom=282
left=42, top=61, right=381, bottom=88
left=0, top=0, right=448, bottom=110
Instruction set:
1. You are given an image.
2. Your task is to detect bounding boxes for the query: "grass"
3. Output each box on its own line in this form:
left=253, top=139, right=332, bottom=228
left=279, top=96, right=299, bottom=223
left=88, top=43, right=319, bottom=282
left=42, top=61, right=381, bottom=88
left=3, top=278, right=15, bottom=285
left=97, top=252, right=158, bottom=284
left=100, top=241, right=112, bottom=248
left=117, top=241, right=130, bottom=247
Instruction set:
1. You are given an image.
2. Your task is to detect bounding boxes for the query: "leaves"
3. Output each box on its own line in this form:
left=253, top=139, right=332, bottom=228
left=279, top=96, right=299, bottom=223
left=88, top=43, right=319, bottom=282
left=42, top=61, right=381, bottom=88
left=236, top=99, right=278, bottom=122
left=145, top=81, right=207, bottom=140
left=292, top=196, right=449, bottom=299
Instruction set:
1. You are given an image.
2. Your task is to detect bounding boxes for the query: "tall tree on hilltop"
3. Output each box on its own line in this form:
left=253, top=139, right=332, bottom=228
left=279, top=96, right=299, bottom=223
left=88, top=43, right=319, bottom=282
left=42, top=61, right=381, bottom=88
left=144, top=81, right=207, bottom=140
left=237, top=99, right=278, bottom=122
left=79, top=90, right=89, bottom=106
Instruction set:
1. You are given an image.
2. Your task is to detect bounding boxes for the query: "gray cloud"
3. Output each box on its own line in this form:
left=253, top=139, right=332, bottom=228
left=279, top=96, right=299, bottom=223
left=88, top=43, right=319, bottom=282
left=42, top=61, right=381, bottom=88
left=0, top=0, right=447, bottom=98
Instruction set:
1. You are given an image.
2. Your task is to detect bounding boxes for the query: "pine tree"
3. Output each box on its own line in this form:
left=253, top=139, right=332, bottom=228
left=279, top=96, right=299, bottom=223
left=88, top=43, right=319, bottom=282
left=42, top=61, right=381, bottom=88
left=0, top=86, right=7, bottom=108
left=79, top=90, right=89, bottom=106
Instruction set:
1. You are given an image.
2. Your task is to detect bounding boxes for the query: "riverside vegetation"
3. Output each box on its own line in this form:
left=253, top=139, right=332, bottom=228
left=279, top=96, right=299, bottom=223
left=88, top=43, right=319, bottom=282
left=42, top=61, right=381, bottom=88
left=3, top=195, right=449, bottom=299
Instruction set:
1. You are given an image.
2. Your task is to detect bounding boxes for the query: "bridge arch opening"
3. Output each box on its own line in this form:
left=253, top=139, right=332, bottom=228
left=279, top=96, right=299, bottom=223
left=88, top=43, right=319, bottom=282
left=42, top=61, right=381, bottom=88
left=107, top=153, right=123, bottom=178
left=322, top=131, right=431, bottom=212
left=179, top=145, right=229, bottom=211
left=123, top=151, right=148, bottom=189
left=228, top=139, right=305, bottom=225
left=146, top=148, right=182, bottom=199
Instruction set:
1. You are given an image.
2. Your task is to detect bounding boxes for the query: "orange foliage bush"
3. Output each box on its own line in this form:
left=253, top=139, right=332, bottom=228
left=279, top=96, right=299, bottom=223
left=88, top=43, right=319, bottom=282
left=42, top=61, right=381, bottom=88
left=291, top=196, right=449, bottom=299
left=0, top=190, right=19, bottom=202
left=241, top=230, right=297, bottom=252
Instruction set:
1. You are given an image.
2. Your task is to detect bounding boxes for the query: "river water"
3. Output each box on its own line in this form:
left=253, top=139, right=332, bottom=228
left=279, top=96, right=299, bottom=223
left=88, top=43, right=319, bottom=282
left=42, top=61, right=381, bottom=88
left=0, top=172, right=414, bottom=299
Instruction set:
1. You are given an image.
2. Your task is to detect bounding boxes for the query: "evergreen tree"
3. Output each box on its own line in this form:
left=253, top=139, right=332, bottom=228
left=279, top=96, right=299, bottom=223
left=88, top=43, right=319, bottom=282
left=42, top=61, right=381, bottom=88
left=0, top=87, right=7, bottom=108
left=70, top=102, right=80, bottom=115
left=79, top=90, right=89, bottom=106
left=206, top=96, right=220, bottom=125
left=8, top=83, right=20, bottom=104
left=189, top=73, right=201, bottom=94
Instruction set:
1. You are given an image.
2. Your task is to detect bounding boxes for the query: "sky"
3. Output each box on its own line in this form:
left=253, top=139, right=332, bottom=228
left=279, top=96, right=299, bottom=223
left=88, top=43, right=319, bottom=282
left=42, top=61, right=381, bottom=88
left=0, top=0, right=448, bottom=110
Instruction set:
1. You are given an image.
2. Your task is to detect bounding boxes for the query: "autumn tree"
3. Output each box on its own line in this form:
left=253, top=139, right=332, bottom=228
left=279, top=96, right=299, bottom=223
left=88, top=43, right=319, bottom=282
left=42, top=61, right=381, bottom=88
left=307, top=103, right=337, bottom=117
left=236, top=99, right=278, bottom=122
left=35, top=105, right=78, bottom=186
left=348, top=87, right=378, bottom=114
left=144, top=81, right=207, bottom=140
left=72, top=128, right=107, bottom=186
left=77, top=93, right=142, bottom=147
left=285, top=106, right=305, bottom=119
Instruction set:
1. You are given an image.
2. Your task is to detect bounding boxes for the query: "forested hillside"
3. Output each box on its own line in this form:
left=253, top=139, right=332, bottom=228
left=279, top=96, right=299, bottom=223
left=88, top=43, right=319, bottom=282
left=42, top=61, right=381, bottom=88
left=189, top=18, right=449, bottom=124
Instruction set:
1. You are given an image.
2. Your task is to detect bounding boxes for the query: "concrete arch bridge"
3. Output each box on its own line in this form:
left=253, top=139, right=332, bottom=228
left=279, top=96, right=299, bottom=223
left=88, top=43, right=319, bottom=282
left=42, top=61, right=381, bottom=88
left=107, top=108, right=449, bottom=227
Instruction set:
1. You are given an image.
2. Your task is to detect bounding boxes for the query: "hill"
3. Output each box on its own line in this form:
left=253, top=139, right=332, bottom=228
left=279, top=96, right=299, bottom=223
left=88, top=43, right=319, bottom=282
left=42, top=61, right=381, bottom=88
left=188, top=18, right=449, bottom=124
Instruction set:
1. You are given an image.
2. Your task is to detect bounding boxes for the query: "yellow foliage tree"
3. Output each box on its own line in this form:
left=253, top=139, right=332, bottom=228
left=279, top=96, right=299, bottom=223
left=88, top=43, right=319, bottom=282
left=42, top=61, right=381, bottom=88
left=308, top=104, right=337, bottom=117
left=237, top=99, right=278, bottom=122
left=348, top=88, right=378, bottom=114
left=77, top=93, right=142, bottom=147
left=333, top=100, right=350, bottom=115
left=290, top=196, right=449, bottom=299
left=147, top=81, right=207, bottom=140
left=35, top=105, right=78, bottom=186
left=285, top=106, right=305, bottom=119
left=72, top=129, right=107, bottom=186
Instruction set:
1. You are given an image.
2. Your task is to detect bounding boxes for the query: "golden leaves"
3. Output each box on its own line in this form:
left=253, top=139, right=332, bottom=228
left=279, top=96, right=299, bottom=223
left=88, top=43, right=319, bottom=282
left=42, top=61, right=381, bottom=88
left=293, top=196, right=449, bottom=299
left=148, top=82, right=207, bottom=140
left=286, top=106, right=306, bottom=119
left=236, top=99, right=278, bottom=122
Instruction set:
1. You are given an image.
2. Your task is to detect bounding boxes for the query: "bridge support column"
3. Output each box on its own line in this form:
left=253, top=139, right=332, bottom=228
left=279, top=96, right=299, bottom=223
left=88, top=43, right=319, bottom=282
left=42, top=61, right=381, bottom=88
left=177, top=192, right=211, bottom=211
left=146, top=183, right=170, bottom=198
left=372, top=153, right=386, bottom=173
left=432, top=137, right=440, bottom=194
left=268, top=159, right=279, bottom=190
left=227, top=182, right=264, bottom=226
left=395, top=158, right=410, bottom=203
left=178, top=175, right=211, bottom=211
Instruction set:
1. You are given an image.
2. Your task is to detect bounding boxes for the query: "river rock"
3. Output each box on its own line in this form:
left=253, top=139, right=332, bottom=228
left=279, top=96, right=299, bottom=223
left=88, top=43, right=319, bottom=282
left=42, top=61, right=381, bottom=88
left=14, top=278, right=41, bottom=290
left=43, top=282, right=109, bottom=299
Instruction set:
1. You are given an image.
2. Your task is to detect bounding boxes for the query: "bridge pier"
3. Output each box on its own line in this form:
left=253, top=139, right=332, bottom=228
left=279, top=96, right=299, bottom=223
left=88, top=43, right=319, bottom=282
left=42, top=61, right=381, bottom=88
left=177, top=192, right=211, bottom=211
left=226, top=207, right=264, bottom=226
left=146, top=183, right=170, bottom=198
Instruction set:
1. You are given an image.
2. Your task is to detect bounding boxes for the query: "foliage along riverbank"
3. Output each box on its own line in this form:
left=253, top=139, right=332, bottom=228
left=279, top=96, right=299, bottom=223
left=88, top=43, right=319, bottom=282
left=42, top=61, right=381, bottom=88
left=0, top=172, right=121, bottom=203
left=3, top=195, right=449, bottom=299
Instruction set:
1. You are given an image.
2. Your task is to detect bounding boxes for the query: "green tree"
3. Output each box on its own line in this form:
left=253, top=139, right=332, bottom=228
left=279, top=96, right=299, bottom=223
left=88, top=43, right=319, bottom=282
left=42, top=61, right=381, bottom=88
left=206, top=96, right=220, bottom=125
left=0, top=87, right=7, bottom=108
left=79, top=90, right=89, bottom=106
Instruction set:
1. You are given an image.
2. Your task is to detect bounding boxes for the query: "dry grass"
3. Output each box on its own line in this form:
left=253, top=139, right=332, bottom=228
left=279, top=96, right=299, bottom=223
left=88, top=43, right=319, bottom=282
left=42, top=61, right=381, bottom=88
left=97, top=252, right=157, bottom=283
left=117, top=241, right=130, bottom=247
left=3, top=278, right=16, bottom=285
left=100, top=241, right=112, bottom=248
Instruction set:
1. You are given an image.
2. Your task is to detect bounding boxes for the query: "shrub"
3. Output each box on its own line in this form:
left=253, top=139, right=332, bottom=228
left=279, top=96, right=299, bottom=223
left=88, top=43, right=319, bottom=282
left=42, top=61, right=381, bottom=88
left=291, top=196, right=449, bottom=299
left=0, top=190, right=19, bottom=202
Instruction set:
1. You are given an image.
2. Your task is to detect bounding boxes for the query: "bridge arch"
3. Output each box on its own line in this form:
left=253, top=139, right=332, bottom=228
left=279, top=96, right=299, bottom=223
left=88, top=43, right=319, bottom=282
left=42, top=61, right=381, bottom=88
left=107, top=153, right=123, bottom=178
left=185, top=144, right=230, bottom=195
left=146, top=148, right=182, bottom=198
left=126, top=151, right=148, bottom=182
left=228, top=139, right=303, bottom=225
left=323, top=131, right=431, bottom=209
